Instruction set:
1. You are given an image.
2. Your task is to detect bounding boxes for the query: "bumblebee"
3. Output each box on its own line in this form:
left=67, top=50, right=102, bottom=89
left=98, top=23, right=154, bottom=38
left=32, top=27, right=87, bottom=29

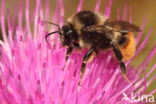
left=45, top=11, right=140, bottom=84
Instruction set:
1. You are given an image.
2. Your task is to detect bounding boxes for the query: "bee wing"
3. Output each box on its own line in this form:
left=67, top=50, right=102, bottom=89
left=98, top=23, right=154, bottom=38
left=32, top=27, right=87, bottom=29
left=105, top=20, right=141, bottom=32
left=83, top=20, right=140, bottom=33
left=83, top=25, right=113, bottom=33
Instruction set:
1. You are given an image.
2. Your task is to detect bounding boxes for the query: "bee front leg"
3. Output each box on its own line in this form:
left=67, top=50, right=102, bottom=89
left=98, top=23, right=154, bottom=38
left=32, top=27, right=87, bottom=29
left=79, top=47, right=97, bottom=85
left=62, top=44, right=74, bottom=71
left=65, top=43, right=80, bottom=62
left=111, top=42, right=131, bottom=83
left=63, top=43, right=80, bottom=70
left=65, top=45, right=74, bottom=62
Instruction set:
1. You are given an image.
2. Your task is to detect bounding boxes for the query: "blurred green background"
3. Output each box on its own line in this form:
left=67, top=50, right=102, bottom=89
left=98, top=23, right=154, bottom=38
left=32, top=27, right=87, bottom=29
left=1, top=0, right=156, bottom=99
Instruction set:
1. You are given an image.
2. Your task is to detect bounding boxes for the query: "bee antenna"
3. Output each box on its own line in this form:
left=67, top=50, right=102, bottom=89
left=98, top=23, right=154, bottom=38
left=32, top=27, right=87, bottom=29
left=45, top=31, right=60, bottom=43
left=44, top=21, right=62, bottom=43
left=44, top=21, right=61, bottom=31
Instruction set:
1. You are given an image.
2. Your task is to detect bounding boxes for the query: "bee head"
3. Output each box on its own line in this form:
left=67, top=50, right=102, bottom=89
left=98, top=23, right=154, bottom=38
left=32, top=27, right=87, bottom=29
left=60, top=24, right=76, bottom=47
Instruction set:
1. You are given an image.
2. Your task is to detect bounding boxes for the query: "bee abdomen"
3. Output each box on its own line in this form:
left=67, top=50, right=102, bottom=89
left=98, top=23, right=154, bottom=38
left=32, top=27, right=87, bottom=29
left=118, top=32, right=136, bottom=61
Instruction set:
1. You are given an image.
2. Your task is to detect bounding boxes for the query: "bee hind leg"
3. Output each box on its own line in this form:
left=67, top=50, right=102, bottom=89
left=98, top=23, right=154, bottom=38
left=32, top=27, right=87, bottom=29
left=111, top=42, right=131, bottom=83
left=79, top=46, right=97, bottom=86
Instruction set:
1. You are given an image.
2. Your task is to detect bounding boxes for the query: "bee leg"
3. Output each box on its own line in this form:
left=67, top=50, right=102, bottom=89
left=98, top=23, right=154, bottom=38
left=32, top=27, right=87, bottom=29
left=62, top=44, right=74, bottom=70
left=79, top=47, right=97, bottom=85
left=111, top=42, right=131, bottom=83
left=65, top=45, right=74, bottom=62
left=65, top=43, right=80, bottom=62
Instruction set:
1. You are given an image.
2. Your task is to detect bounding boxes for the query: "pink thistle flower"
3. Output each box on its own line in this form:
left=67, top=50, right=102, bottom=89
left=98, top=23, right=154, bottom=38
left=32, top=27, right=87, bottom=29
left=0, top=0, right=156, bottom=104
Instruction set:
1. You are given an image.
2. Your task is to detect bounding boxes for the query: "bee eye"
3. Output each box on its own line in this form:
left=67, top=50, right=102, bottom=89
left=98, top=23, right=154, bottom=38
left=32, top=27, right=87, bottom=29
left=67, top=30, right=73, bottom=35
left=62, top=25, right=73, bottom=36
left=62, top=26, right=68, bottom=30
left=69, top=30, right=73, bottom=33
